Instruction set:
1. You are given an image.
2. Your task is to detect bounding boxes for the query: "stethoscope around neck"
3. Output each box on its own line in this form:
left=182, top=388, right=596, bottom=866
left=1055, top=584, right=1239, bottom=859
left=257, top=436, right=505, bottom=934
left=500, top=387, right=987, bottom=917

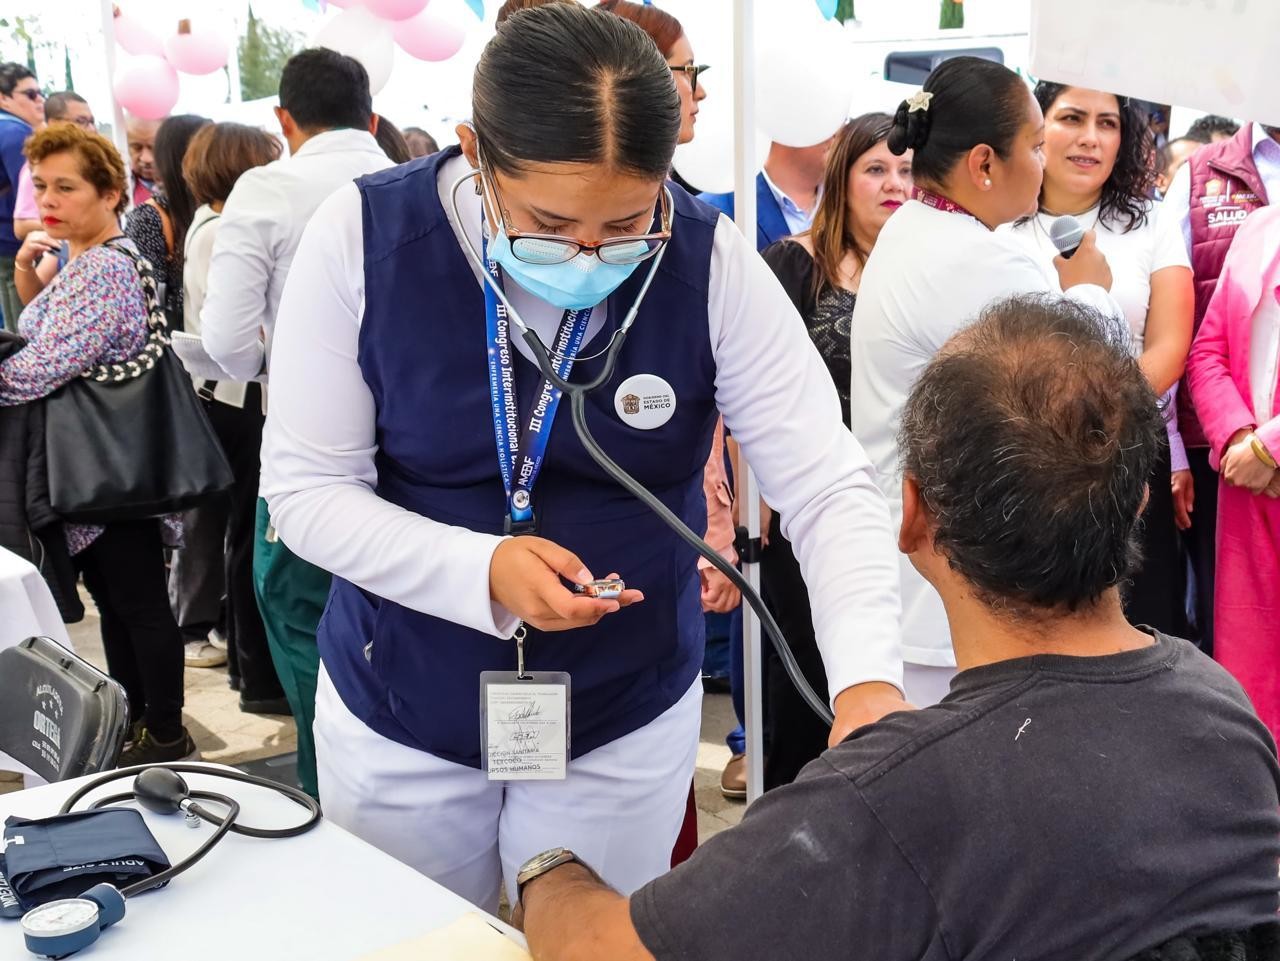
left=446, top=164, right=837, bottom=730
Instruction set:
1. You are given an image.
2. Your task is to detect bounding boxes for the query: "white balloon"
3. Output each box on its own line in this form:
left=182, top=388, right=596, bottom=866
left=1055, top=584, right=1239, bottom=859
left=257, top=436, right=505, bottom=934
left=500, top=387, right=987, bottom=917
left=673, top=110, right=769, bottom=196
left=755, top=10, right=855, bottom=147
left=314, top=6, right=396, bottom=96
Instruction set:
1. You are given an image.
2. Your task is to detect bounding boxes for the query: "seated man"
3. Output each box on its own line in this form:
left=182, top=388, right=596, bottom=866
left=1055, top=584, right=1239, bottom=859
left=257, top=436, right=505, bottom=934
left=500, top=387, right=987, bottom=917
left=515, top=295, right=1280, bottom=961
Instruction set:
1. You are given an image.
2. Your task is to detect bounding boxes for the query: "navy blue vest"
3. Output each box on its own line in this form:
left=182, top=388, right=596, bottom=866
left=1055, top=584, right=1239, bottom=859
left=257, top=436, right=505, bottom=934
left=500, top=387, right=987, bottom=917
left=320, top=147, right=722, bottom=767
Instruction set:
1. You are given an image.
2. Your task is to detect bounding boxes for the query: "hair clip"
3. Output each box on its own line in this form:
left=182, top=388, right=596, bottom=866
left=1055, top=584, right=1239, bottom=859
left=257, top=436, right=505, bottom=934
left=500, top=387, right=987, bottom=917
left=906, top=90, right=934, bottom=113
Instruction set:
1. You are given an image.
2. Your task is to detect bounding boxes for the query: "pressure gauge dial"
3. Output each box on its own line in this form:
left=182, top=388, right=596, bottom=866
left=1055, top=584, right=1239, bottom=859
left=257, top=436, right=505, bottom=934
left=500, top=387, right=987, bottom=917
left=21, top=899, right=100, bottom=958
left=20, top=884, right=126, bottom=959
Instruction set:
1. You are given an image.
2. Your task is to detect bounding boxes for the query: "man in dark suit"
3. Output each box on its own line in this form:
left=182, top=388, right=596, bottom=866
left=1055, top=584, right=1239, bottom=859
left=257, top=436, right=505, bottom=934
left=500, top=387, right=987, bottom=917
left=699, top=138, right=832, bottom=252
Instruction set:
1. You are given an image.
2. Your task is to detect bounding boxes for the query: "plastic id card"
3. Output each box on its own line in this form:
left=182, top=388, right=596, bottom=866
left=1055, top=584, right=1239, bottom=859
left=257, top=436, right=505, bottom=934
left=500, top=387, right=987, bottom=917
left=480, top=671, right=571, bottom=781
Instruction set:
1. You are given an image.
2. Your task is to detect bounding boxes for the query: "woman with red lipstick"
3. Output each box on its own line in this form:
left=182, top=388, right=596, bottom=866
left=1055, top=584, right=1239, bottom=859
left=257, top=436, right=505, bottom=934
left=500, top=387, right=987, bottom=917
left=0, top=123, right=197, bottom=764
left=1009, top=81, right=1194, bottom=638
left=756, top=111, right=912, bottom=788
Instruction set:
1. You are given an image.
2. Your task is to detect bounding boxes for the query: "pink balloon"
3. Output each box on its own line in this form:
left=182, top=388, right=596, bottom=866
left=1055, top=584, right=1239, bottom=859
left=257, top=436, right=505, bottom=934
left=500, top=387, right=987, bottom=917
left=113, top=55, right=180, bottom=120
left=365, top=0, right=430, bottom=21
left=164, top=21, right=230, bottom=75
left=113, top=9, right=164, bottom=57
left=393, top=8, right=465, bottom=62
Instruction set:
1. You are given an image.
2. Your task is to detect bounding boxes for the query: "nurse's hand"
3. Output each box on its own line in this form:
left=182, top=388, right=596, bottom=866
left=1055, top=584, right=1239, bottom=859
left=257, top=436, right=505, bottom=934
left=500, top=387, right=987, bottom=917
left=827, top=682, right=914, bottom=748
left=1053, top=230, right=1113, bottom=293
left=489, top=537, right=644, bottom=632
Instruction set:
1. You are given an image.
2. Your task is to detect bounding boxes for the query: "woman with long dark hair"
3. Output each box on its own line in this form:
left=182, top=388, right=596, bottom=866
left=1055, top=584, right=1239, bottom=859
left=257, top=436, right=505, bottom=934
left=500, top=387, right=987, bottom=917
left=850, top=56, right=1119, bottom=707
left=757, top=112, right=911, bottom=789
left=124, top=114, right=208, bottom=328
left=1009, top=81, right=1194, bottom=637
left=262, top=3, right=901, bottom=911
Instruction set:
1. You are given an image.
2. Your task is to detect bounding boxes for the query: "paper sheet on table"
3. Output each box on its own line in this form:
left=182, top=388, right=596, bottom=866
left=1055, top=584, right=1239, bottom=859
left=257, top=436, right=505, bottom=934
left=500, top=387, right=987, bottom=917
left=356, top=913, right=532, bottom=961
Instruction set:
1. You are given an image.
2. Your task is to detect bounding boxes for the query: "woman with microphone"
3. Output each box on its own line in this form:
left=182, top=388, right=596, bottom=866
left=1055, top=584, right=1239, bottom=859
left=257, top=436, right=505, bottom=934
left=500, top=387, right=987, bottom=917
left=262, top=3, right=901, bottom=911
left=1009, top=81, right=1194, bottom=637
left=850, top=56, right=1118, bottom=706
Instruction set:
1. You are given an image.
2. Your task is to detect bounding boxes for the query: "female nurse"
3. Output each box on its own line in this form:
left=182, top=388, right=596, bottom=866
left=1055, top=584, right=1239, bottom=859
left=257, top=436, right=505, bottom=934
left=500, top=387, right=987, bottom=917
left=261, top=3, right=901, bottom=911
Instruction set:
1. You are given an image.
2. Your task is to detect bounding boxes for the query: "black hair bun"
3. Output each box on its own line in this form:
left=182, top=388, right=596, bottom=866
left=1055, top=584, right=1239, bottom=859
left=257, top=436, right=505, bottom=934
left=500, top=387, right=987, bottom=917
left=887, top=99, right=931, bottom=156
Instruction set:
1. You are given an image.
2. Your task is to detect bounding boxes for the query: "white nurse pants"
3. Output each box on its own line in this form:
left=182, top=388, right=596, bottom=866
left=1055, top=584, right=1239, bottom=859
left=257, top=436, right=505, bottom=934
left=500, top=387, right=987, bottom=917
left=314, top=665, right=702, bottom=912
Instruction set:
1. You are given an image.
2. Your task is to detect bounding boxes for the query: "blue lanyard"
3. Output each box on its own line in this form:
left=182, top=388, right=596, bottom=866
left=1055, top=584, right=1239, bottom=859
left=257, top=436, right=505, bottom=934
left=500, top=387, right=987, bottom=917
left=482, top=234, right=592, bottom=533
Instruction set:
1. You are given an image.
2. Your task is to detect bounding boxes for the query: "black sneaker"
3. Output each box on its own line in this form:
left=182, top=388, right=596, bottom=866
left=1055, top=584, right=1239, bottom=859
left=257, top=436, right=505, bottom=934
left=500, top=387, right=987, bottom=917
left=118, top=728, right=201, bottom=767
left=121, top=718, right=144, bottom=752
left=239, top=695, right=293, bottom=716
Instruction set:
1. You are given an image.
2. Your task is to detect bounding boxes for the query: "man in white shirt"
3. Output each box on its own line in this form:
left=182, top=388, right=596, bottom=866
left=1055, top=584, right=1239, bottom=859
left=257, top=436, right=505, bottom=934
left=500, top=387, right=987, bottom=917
left=200, top=47, right=392, bottom=797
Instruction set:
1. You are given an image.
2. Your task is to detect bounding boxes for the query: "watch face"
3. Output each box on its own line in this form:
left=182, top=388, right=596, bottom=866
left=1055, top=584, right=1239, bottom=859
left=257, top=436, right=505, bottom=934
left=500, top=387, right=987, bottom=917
left=21, top=899, right=100, bottom=936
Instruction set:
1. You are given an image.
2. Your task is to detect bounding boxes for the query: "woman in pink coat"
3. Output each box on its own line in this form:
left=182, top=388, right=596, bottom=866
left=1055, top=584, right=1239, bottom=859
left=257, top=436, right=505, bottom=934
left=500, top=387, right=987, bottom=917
left=1187, top=204, right=1280, bottom=739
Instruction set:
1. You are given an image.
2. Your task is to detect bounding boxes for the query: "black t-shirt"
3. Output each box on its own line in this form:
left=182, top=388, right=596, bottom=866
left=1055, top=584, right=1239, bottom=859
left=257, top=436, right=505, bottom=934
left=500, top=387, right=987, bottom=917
left=632, top=634, right=1280, bottom=961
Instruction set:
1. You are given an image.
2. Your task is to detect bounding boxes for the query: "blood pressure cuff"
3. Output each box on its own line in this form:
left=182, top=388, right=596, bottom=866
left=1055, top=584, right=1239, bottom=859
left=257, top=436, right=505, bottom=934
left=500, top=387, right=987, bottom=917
left=0, top=809, right=169, bottom=918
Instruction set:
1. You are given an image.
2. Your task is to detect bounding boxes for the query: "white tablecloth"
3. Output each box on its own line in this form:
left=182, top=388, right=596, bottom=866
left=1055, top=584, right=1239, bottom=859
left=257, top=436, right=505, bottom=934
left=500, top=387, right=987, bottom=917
left=0, top=544, right=70, bottom=652
left=0, top=544, right=73, bottom=782
left=0, top=764, right=528, bottom=960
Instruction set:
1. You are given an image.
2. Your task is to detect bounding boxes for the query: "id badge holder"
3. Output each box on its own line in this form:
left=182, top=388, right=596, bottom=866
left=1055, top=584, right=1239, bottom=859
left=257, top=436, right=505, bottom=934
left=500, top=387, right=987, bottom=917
left=480, top=626, right=571, bottom=781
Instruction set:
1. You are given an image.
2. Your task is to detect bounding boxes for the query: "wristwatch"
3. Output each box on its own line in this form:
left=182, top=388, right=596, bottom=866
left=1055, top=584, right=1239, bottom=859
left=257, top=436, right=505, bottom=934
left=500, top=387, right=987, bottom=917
left=516, top=847, right=579, bottom=905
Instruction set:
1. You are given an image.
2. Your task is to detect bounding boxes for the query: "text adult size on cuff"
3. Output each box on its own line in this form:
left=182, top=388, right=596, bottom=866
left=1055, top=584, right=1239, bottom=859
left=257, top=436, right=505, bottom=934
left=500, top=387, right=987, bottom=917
left=0, top=810, right=169, bottom=918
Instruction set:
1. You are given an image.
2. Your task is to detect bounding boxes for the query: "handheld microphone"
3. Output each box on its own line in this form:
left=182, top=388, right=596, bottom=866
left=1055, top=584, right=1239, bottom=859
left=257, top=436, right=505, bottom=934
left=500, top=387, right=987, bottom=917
left=1049, top=215, right=1085, bottom=259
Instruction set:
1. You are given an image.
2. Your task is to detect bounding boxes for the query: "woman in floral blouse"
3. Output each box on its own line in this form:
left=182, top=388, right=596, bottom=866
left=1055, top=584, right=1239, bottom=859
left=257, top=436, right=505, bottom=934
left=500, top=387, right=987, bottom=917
left=1, top=123, right=197, bottom=765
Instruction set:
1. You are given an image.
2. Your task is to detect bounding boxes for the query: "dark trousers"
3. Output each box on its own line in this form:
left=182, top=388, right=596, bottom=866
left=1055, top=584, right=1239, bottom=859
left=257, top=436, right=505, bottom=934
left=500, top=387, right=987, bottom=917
left=169, top=387, right=282, bottom=700
left=759, top=514, right=830, bottom=792
left=75, top=520, right=185, bottom=742
left=1123, top=442, right=1191, bottom=638
left=1183, top=447, right=1219, bottom=655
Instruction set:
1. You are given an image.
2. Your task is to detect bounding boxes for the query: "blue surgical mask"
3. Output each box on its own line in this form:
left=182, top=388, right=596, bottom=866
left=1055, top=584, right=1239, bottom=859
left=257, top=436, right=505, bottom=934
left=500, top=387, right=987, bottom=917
left=485, top=213, right=644, bottom=312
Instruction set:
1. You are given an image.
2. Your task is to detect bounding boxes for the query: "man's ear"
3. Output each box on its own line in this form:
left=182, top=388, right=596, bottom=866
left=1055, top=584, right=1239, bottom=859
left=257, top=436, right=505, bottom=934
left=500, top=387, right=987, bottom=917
left=899, top=473, right=930, bottom=556
left=274, top=106, right=294, bottom=139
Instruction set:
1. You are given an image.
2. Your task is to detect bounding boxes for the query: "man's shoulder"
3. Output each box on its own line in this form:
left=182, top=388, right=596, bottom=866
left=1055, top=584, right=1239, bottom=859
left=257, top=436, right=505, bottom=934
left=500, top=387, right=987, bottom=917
left=0, top=117, right=30, bottom=156
left=820, top=697, right=1003, bottom=789
left=697, top=190, right=734, bottom=216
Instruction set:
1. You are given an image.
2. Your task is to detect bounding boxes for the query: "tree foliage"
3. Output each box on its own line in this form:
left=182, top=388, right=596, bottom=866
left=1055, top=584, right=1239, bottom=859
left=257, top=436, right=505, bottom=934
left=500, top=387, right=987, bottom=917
left=940, top=0, right=965, bottom=29
left=238, top=5, right=301, bottom=102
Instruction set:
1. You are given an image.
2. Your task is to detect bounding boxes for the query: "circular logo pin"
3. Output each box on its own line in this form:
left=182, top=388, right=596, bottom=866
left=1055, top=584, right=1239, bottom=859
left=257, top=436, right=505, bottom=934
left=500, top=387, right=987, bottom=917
left=614, top=374, right=677, bottom=430
left=511, top=490, right=531, bottom=510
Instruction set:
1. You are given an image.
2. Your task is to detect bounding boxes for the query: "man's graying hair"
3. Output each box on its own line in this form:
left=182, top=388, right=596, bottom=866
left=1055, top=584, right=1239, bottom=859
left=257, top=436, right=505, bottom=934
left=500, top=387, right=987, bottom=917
left=473, top=2, right=680, bottom=179
left=898, top=295, right=1164, bottom=617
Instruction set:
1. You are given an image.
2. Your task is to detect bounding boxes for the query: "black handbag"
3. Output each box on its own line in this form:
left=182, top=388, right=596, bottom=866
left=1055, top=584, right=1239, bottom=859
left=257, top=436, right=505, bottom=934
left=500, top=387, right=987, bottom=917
left=43, top=240, right=234, bottom=523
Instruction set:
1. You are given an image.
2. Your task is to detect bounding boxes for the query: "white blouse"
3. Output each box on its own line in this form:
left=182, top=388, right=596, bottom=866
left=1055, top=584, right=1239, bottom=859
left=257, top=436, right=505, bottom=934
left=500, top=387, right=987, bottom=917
left=850, top=199, right=1121, bottom=668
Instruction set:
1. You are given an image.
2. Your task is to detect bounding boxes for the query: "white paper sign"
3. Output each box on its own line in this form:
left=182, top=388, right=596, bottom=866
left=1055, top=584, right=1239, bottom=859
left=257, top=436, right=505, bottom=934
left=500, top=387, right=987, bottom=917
left=1030, top=0, right=1280, bottom=124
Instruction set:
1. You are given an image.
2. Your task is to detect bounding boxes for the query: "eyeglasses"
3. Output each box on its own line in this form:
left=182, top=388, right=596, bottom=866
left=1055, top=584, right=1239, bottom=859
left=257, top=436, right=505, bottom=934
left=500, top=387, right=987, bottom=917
left=16, top=88, right=44, bottom=102
left=485, top=172, right=672, bottom=267
left=670, top=63, right=710, bottom=95
left=71, top=117, right=96, bottom=130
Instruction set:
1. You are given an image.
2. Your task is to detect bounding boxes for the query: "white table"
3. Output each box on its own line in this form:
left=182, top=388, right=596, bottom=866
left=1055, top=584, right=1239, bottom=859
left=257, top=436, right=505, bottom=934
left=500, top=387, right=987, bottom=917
left=0, top=545, right=70, bottom=653
left=0, top=764, right=527, bottom=960
left=1, top=545, right=72, bottom=784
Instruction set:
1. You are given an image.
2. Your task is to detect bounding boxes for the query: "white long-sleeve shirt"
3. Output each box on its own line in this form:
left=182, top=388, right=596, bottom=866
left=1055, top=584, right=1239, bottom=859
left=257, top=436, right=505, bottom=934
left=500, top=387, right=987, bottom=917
left=261, top=151, right=904, bottom=703
left=200, top=128, right=392, bottom=381
left=850, top=199, right=1122, bottom=668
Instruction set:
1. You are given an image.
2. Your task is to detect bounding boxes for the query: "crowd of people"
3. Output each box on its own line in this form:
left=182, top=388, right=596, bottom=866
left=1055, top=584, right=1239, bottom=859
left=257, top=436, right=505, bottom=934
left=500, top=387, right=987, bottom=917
left=1, top=0, right=1279, bottom=957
